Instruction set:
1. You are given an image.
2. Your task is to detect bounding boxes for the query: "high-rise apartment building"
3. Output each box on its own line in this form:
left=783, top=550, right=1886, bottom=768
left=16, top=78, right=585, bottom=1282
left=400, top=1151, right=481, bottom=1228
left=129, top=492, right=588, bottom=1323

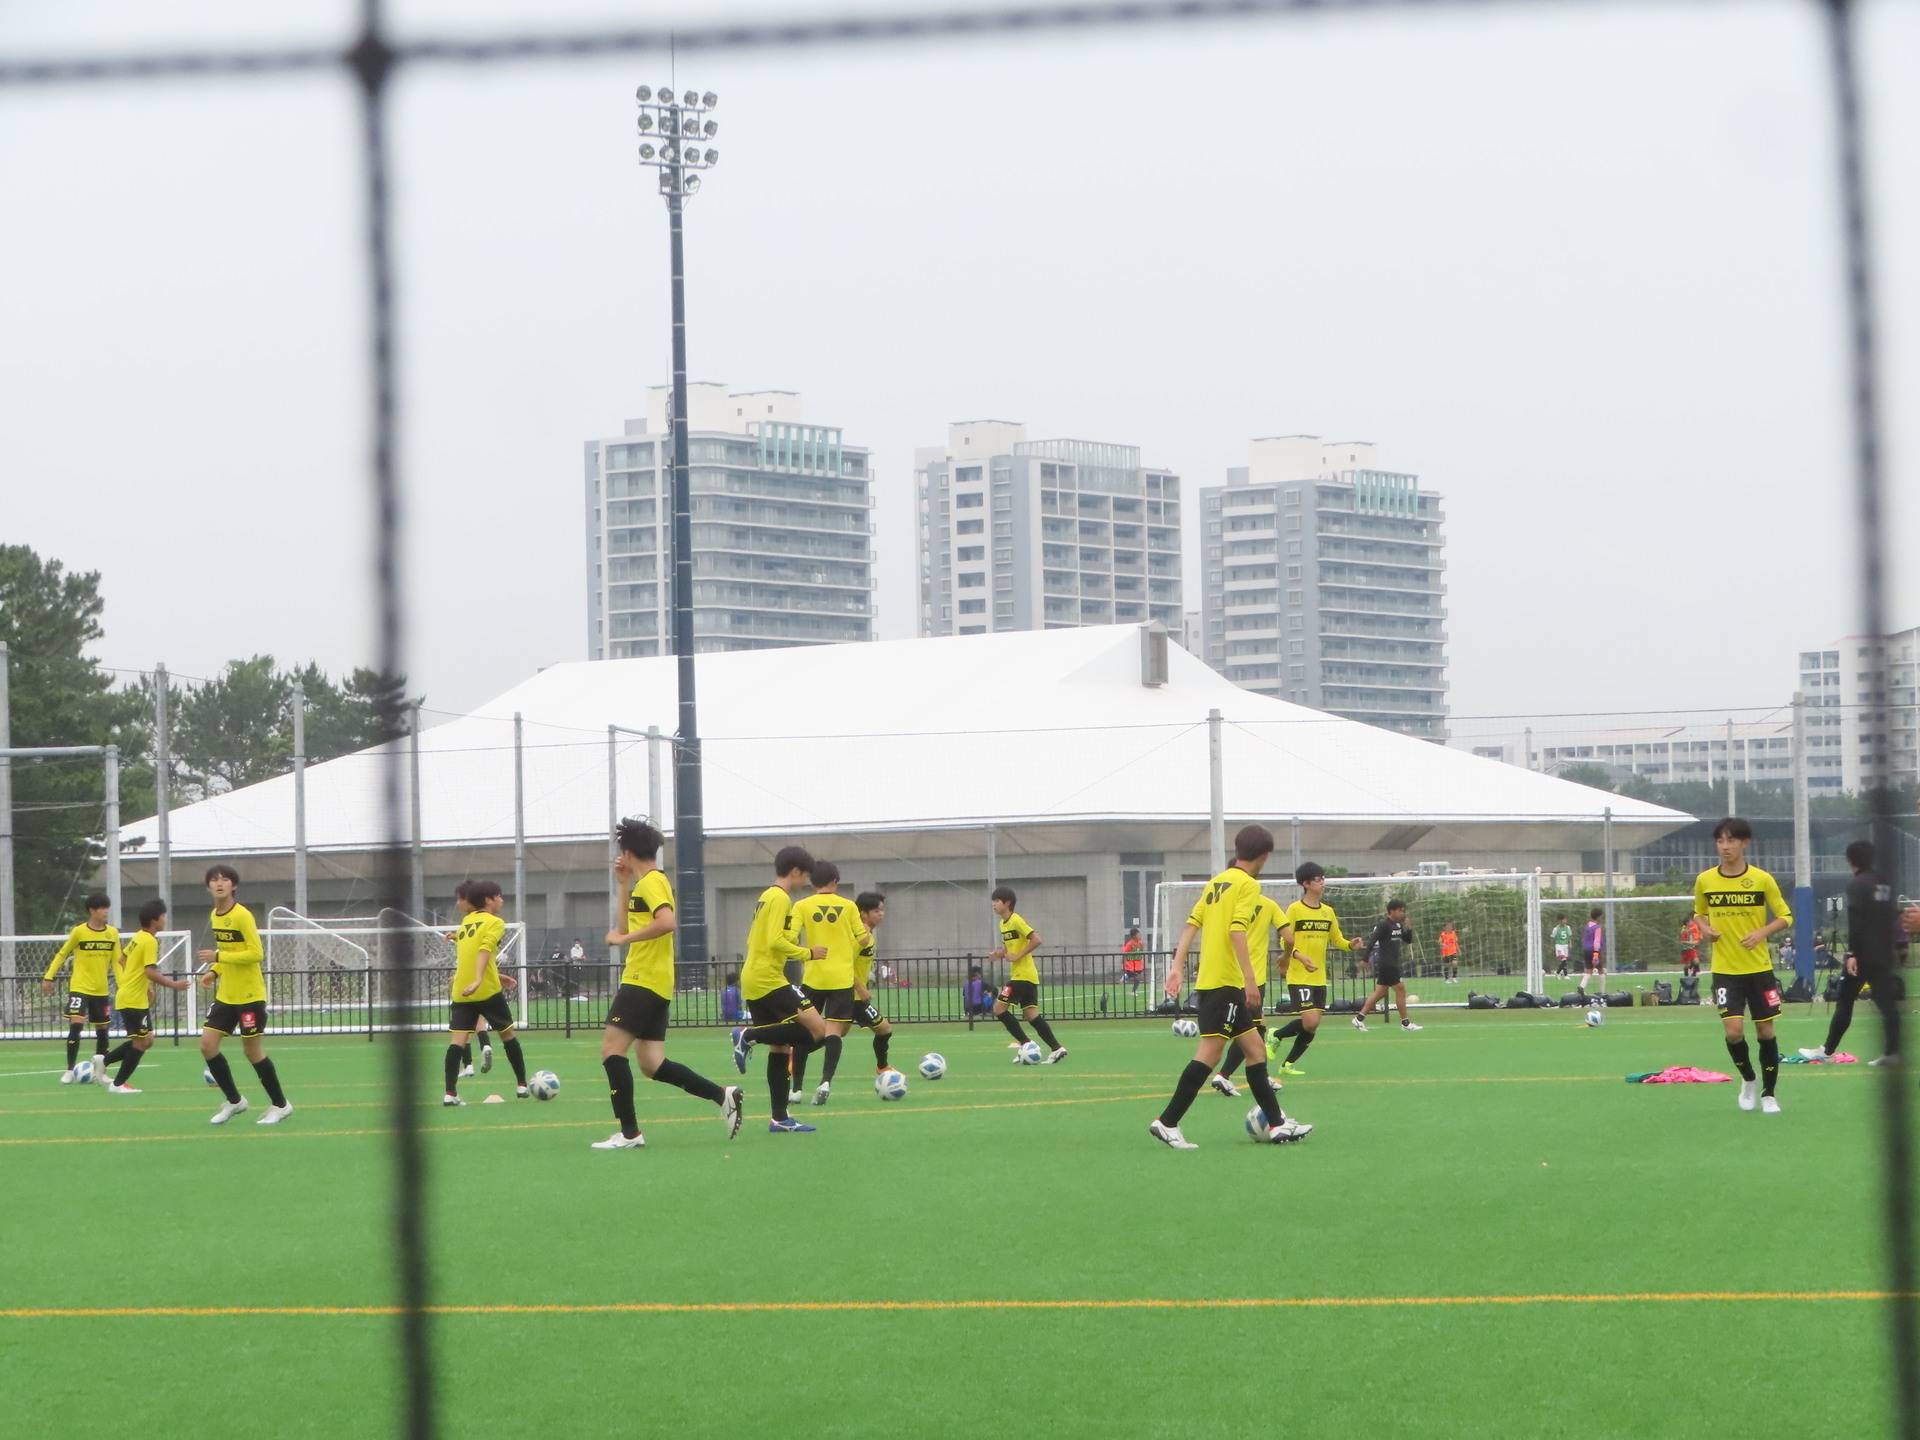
left=1797, top=631, right=1920, bottom=790
left=1199, top=436, right=1448, bottom=740
left=916, top=421, right=1182, bottom=636
left=585, top=385, right=874, bottom=659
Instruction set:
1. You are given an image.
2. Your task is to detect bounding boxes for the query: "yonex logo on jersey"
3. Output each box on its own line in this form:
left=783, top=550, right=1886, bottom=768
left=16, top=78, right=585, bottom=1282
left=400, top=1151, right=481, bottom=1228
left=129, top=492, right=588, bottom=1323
left=1706, top=893, right=1766, bottom=908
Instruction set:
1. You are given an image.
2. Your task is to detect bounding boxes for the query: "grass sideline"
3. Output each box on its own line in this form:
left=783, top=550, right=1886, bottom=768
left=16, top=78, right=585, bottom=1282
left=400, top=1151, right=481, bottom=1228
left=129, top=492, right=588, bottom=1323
left=0, top=1005, right=1897, bottom=1438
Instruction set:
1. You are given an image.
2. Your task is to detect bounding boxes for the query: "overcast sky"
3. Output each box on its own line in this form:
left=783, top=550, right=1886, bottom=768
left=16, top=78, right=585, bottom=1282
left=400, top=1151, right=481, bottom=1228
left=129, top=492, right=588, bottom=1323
left=3, top=0, right=1915, bottom=720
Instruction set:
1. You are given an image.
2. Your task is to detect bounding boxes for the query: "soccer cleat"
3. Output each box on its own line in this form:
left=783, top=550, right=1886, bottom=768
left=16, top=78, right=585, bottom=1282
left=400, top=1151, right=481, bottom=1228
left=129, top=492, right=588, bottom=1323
left=107, top=1082, right=141, bottom=1095
left=1270, top=1117, right=1314, bottom=1143
left=730, top=1027, right=752, bottom=1074
left=459, top=1064, right=475, bottom=1079
left=788, top=1088, right=804, bottom=1104
left=442, top=1094, right=467, bottom=1107
left=479, top=1045, right=493, bottom=1073
left=590, top=1132, right=646, bottom=1150
left=721, top=1086, right=744, bottom=1139
left=256, top=1104, right=294, bottom=1126
left=1760, top=1095, right=1782, bottom=1114
left=1279, top=1061, right=1306, bottom=1077
left=93, top=1055, right=110, bottom=1078
left=515, top=1085, right=530, bottom=1099
left=1798, top=1047, right=1830, bottom=1062
left=1738, top=1079, right=1759, bottom=1111
left=1045, top=1047, right=1068, bottom=1065
left=1401, top=1022, right=1423, bottom=1032
left=1351, top=1017, right=1369, bottom=1032
left=209, top=1097, right=251, bottom=1125
left=1870, top=1055, right=1900, bottom=1067
left=59, top=1068, right=76, bottom=1085
left=1148, top=1119, right=1198, bottom=1150
left=768, top=1118, right=816, bottom=1133
left=812, top=1081, right=831, bottom=1106
left=1209, top=1074, right=1240, bottom=1098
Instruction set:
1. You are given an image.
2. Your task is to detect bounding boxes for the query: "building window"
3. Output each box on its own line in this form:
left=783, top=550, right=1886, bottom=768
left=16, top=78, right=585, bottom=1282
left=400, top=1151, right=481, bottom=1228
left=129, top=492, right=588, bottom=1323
left=1289, top=665, right=1305, bottom=679
left=959, top=624, right=986, bottom=635
left=957, top=546, right=985, bottom=561
left=993, top=495, right=1012, bottom=511
left=957, top=518, right=983, bottom=535
left=995, top=601, right=1015, bottom=617
left=956, top=467, right=982, bottom=482
left=1207, top=522, right=1222, bottom=536
left=1287, top=589, right=1303, bottom=606
left=1288, top=615, right=1304, bottom=631
left=940, top=605, right=952, bottom=619
left=1287, top=565, right=1302, bottom=581
left=1285, top=541, right=1302, bottom=556
left=1284, top=490, right=1301, bottom=505
left=958, top=573, right=985, bottom=588
left=958, top=598, right=985, bottom=614
left=956, top=492, right=984, bottom=509
left=1285, top=515, right=1302, bottom=530
left=995, top=575, right=1013, bottom=591
left=994, top=547, right=1013, bottom=563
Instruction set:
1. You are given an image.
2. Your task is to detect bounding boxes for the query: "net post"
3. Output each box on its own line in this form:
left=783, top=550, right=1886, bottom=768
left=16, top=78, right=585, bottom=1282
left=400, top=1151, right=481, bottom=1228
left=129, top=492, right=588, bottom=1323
left=1525, top=871, right=1543, bottom=994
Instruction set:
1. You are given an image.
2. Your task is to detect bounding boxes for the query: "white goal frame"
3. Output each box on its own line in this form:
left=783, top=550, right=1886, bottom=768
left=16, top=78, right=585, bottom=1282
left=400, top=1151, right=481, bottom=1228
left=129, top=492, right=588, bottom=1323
left=1, top=930, right=195, bottom=1040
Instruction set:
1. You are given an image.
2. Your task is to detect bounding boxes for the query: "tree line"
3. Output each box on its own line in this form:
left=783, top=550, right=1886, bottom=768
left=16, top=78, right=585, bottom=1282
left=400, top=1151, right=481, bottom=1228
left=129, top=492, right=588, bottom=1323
left=1, top=545, right=404, bottom=931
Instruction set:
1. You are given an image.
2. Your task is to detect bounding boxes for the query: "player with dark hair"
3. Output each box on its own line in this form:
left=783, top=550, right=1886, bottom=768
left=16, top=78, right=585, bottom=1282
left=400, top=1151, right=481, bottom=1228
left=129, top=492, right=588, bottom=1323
left=441, top=881, right=491, bottom=1079
left=1271, top=861, right=1366, bottom=1075
left=1579, top=909, right=1605, bottom=996
left=1695, top=817, right=1793, bottom=1113
left=1800, top=839, right=1903, bottom=1066
left=1353, top=899, right=1422, bottom=1032
left=442, top=880, right=531, bottom=1105
left=1550, top=913, right=1574, bottom=979
left=730, top=844, right=830, bottom=1133
left=788, top=860, right=873, bottom=1105
left=100, top=898, right=190, bottom=1093
left=851, top=891, right=897, bottom=1076
left=1200, top=875, right=1285, bottom=1097
left=991, top=886, right=1066, bottom=1064
left=592, top=818, right=742, bottom=1150
left=196, top=864, right=293, bottom=1126
left=42, top=891, right=117, bottom=1083
left=1150, top=824, right=1308, bottom=1148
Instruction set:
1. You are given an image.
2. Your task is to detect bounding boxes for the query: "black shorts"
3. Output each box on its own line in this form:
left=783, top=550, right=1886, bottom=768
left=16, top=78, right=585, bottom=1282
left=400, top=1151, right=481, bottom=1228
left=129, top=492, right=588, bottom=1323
left=117, top=1007, right=153, bottom=1038
left=1196, top=986, right=1262, bottom=1039
left=747, top=984, right=813, bottom=1028
left=1584, top=954, right=1603, bottom=971
left=1290, top=984, right=1329, bottom=1014
left=65, top=992, right=109, bottom=1024
left=1373, top=963, right=1403, bottom=988
left=605, top=984, right=671, bottom=1042
left=852, top=997, right=886, bottom=1030
left=204, top=1000, right=267, bottom=1037
left=804, top=985, right=857, bottom=1024
left=998, top=980, right=1039, bottom=1010
left=450, top=991, right=516, bottom=1036
left=1714, top=971, right=1784, bottom=1023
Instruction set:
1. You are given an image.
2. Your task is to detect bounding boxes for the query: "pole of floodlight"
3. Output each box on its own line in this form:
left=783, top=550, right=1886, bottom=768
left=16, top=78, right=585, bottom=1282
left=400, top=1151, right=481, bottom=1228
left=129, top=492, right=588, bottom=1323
left=637, top=83, right=720, bottom=972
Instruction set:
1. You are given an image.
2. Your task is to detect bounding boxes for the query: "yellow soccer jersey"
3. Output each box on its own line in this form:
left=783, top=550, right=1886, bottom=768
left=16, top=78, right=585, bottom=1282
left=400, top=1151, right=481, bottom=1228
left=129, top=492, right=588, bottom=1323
left=856, top=929, right=877, bottom=990
left=115, top=930, right=161, bottom=1009
left=1282, top=899, right=1350, bottom=985
left=1001, top=912, right=1040, bottom=983
left=743, top=884, right=809, bottom=1001
left=451, top=910, right=507, bottom=1002
left=1185, top=891, right=1285, bottom=987
left=799, top=892, right=867, bottom=991
left=620, top=869, right=676, bottom=998
left=1694, top=863, right=1791, bottom=976
left=44, top=922, right=118, bottom=995
left=208, top=902, right=266, bottom=1005
left=1193, top=866, right=1263, bottom=991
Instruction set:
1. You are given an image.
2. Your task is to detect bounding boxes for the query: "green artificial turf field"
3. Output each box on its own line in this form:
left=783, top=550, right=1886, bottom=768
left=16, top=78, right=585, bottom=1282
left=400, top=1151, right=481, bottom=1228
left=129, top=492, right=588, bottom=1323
left=0, top=1005, right=1901, bottom=1438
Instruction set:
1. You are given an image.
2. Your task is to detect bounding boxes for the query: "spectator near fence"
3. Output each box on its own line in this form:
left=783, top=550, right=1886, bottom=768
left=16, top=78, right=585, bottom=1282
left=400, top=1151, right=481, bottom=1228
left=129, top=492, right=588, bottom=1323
left=1120, top=929, right=1145, bottom=992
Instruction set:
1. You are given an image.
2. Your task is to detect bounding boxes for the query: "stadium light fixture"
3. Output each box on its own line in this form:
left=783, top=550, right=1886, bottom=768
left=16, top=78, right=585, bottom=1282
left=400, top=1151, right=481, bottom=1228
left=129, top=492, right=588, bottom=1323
left=632, top=82, right=722, bottom=973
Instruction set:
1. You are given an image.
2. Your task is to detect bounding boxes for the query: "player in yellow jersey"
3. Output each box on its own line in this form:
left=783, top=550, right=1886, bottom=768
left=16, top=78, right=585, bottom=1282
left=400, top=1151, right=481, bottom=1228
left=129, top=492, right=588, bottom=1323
left=851, top=891, right=898, bottom=1076
left=729, top=845, right=830, bottom=1133
left=1270, top=862, right=1367, bottom=1075
left=1201, top=885, right=1288, bottom=1096
left=591, top=819, right=742, bottom=1150
left=99, top=899, right=190, bottom=1093
left=788, top=860, right=895, bottom=1105
left=42, top=891, right=117, bottom=1083
left=195, top=864, right=293, bottom=1126
left=1694, top=817, right=1793, bottom=1113
left=990, top=887, right=1067, bottom=1064
left=1150, top=825, right=1309, bottom=1148
left=441, top=879, right=533, bottom=1105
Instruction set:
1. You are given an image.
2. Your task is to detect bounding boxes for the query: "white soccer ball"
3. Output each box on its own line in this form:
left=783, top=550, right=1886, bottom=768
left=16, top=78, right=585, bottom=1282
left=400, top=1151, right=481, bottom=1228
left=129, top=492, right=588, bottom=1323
left=875, top=1068, right=909, bottom=1101
left=1017, top=1040, right=1044, bottom=1065
left=1245, top=1106, right=1272, bottom=1142
left=918, top=1053, right=947, bottom=1080
left=202, top=1067, right=218, bottom=1087
left=1585, top=1008, right=1605, bottom=1028
left=1172, top=1018, right=1199, bottom=1039
left=527, top=1069, right=562, bottom=1101
left=73, top=1058, right=95, bottom=1085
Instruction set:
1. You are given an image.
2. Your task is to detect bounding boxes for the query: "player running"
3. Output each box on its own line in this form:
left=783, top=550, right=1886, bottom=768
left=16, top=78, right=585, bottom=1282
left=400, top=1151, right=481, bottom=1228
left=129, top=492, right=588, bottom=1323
left=100, top=899, right=191, bottom=1093
left=1353, top=899, right=1423, bottom=1032
left=730, top=846, right=831, bottom=1134
left=1200, top=878, right=1287, bottom=1098
left=196, top=865, right=293, bottom=1126
left=1800, top=840, right=1902, bottom=1066
left=592, top=820, right=743, bottom=1150
left=1695, top=817, right=1793, bottom=1113
left=990, top=887, right=1066, bottom=1064
left=1270, top=862, right=1367, bottom=1076
left=1550, top=914, right=1574, bottom=979
left=442, top=880, right=531, bottom=1106
left=42, top=891, right=117, bottom=1083
left=788, top=860, right=876, bottom=1105
left=1149, top=824, right=1306, bottom=1148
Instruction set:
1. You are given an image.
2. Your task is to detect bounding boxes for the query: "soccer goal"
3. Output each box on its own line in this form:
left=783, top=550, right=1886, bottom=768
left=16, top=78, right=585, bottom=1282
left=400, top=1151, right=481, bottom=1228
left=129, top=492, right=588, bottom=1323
left=1150, top=873, right=1545, bottom=1010
left=263, top=909, right=527, bottom=1035
left=1536, top=892, right=1705, bottom=998
left=0, top=930, right=196, bottom=1041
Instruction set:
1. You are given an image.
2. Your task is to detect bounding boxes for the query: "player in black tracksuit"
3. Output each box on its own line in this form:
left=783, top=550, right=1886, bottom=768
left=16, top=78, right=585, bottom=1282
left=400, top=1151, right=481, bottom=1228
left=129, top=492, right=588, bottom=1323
left=1799, top=840, right=1903, bottom=1065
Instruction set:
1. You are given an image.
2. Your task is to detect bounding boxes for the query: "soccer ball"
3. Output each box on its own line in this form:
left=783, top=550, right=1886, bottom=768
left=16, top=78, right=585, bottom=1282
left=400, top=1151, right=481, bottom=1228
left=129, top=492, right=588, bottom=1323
left=918, top=1053, right=947, bottom=1080
left=202, top=1067, right=218, bottom=1087
left=1245, top=1106, right=1273, bottom=1142
left=527, top=1069, right=561, bottom=1101
left=1017, top=1040, right=1044, bottom=1065
left=1172, top=1018, right=1199, bottom=1039
left=73, top=1058, right=95, bottom=1085
left=874, top=1069, right=908, bottom=1101
left=1585, top=1009, right=1605, bottom=1028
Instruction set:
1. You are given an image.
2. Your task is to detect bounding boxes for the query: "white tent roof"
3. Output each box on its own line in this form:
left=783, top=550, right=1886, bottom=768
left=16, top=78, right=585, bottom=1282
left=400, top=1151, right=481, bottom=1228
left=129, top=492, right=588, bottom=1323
left=131, top=626, right=1690, bottom=858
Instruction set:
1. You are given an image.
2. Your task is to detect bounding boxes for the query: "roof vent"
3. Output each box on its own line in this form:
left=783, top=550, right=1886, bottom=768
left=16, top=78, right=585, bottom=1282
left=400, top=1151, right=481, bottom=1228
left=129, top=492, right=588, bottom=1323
left=1140, top=621, right=1168, bottom=688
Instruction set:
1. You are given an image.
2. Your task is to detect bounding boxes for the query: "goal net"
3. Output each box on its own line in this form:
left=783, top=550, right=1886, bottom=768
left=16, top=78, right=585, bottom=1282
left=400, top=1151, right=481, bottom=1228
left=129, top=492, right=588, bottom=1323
left=0, top=930, right=195, bottom=1040
left=262, top=909, right=527, bottom=1035
left=1537, top=892, right=1705, bottom=1000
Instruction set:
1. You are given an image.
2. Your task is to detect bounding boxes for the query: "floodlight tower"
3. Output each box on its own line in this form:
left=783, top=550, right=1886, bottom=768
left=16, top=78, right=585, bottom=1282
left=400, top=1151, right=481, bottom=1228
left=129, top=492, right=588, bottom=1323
left=635, top=84, right=720, bottom=970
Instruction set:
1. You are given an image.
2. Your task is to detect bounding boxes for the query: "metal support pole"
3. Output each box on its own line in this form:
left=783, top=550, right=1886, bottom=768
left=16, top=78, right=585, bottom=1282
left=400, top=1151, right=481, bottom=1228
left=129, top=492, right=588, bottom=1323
left=154, top=662, right=171, bottom=915
left=608, top=725, right=621, bottom=936
left=1525, top=870, right=1544, bottom=993
left=1792, top=690, right=1814, bottom=978
left=103, top=744, right=121, bottom=928
left=512, top=712, right=527, bottom=927
left=1601, top=805, right=1615, bottom=982
left=1290, top=815, right=1301, bottom=877
left=0, top=641, right=12, bottom=947
left=647, top=725, right=662, bottom=830
left=985, top=823, right=998, bottom=931
left=1726, top=718, right=1737, bottom=816
left=408, top=700, right=424, bottom=921
left=292, top=681, right=308, bottom=917
left=1523, top=725, right=1533, bottom=772
left=1207, top=708, right=1225, bottom=874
